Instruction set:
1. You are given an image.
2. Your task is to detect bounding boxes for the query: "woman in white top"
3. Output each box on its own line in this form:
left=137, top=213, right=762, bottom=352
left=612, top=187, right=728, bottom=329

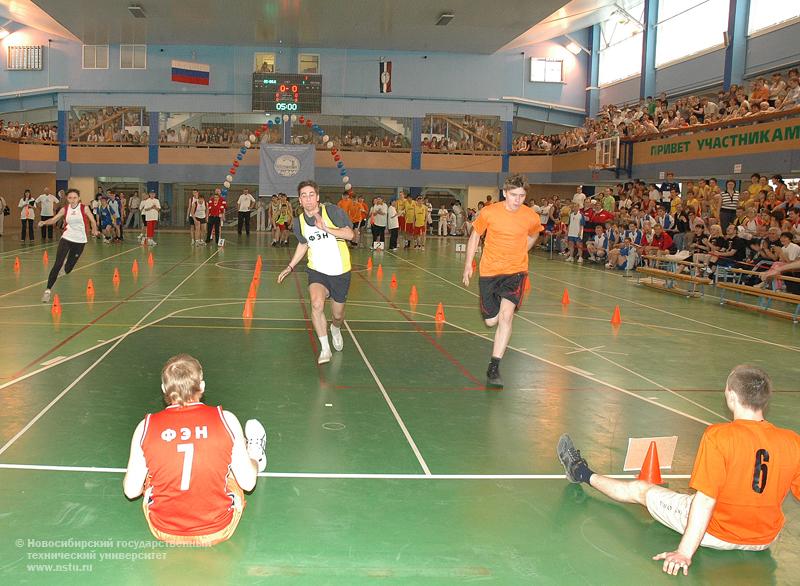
left=191, top=194, right=208, bottom=246
left=19, top=189, right=36, bottom=242
left=39, top=188, right=100, bottom=303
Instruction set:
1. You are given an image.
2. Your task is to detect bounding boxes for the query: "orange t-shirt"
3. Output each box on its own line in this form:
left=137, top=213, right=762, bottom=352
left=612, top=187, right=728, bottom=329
left=689, top=419, right=800, bottom=545
left=472, top=202, right=543, bottom=277
left=358, top=201, right=369, bottom=221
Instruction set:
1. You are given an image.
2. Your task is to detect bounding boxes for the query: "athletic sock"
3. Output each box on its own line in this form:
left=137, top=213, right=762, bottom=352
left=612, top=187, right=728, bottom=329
left=319, top=335, right=331, bottom=353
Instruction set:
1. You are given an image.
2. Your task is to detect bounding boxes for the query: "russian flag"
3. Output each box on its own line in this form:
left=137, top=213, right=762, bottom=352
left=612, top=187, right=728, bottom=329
left=171, top=60, right=210, bottom=85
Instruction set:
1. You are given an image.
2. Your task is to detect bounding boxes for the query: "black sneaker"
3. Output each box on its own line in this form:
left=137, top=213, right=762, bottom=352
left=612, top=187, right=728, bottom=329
left=486, top=362, right=503, bottom=388
left=557, top=434, right=590, bottom=483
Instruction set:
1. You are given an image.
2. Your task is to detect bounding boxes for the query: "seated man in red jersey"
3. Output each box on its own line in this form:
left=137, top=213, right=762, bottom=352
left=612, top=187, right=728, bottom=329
left=123, top=354, right=267, bottom=546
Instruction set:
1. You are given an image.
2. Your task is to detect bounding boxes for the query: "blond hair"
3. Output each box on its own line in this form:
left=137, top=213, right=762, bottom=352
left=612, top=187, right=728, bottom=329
left=161, top=354, right=203, bottom=406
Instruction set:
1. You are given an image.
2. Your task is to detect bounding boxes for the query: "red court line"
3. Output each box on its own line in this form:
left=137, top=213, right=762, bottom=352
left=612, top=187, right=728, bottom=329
left=291, top=272, right=326, bottom=383
left=10, top=254, right=191, bottom=379
left=356, top=272, right=483, bottom=385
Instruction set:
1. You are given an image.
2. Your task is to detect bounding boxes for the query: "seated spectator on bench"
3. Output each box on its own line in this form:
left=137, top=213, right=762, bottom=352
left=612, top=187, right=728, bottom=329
left=641, top=223, right=674, bottom=257
left=586, top=225, right=609, bottom=263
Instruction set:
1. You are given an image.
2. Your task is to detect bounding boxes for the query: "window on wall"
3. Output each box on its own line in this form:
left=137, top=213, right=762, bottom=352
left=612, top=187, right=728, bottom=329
left=254, top=53, right=275, bottom=73
left=82, top=45, right=109, bottom=69
left=299, top=53, right=320, bottom=74
left=598, top=2, right=644, bottom=86
left=120, top=45, right=147, bottom=69
left=748, top=0, right=800, bottom=35
left=530, top=58, right=563, bottom=83
left=655, top=0, right=730, bottom=67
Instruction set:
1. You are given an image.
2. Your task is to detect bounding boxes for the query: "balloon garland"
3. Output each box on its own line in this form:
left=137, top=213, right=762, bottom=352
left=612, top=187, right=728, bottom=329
left=220, top=114, right=354, bottom=199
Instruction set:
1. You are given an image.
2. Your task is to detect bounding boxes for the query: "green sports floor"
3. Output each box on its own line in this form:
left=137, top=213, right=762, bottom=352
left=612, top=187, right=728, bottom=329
left=0, top=232, right=798, bottom=585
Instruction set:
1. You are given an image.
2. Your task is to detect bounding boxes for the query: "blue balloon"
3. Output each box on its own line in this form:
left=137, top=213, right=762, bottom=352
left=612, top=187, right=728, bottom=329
left=221, top=189, right=228, bottom=196
left=236, top=154, right=243, bottom=160
left=240, top=147, right=247, bottom=154
left=267, top=120, right=273, bottom=126
left=337, top=162, right=343, bottom=168
left=340, top=170, right=347, bottom=176
left=317, top=128, right=325, bottom=135
left=274, top=116, right=281, bottom=124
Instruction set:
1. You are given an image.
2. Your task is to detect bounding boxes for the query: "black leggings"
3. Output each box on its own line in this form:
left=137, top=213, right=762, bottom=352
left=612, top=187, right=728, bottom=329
left=371, top=224, right=385, bottom=243
left=206, top=216, right=221, bottom=243
left=21, top=219, right=34, bottom=241
left=47, top=238, right=85, bottom=289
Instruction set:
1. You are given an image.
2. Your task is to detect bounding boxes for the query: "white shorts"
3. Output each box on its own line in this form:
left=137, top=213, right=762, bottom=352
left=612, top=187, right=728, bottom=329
left=645, top=486, right=774, bottom=551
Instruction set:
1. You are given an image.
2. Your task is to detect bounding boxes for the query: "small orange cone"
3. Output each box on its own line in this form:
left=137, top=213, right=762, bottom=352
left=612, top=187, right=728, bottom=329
left=390, top=274, right=398, bottom=289
left=637, top=441, right=663, bottom=484
left=376, top=264, right=383, bottom=280
left=242, top=298, right=254, bottom=319
left=43, top=251, right=49, bottom=265
left=561, top=289, right=570, bottom=305
left=86, top=279, right=95, bottom=298
left=13, top=257, right=20, bottom=272
left=131, top=259, right=139, bottom=276
left=51, top=294, right=62, bottom=315
left=256, top=255, right=263, bottom=269
left=112, top=267, right=120, bottom=285
left=409, top=285, right=419, bottom=305
left=367, top=257, right=373, bottom=270
left=147, top=252, right=154, bottom=267
left=610, top=305, right=622, bottom=326
left=435, top=302, right=445, bottom=323
left=524, top=275, right=531, bottom=293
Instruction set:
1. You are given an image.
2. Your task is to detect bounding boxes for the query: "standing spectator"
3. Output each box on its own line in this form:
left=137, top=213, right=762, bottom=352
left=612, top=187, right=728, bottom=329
left=369, top=196, right=388, bottom=247
left=0, top=192, right=7, bottom=237
left=412, top=196, right=428, bottom=250
left=126, top=191, right=141, bottom=228
left=387, top=199, right=399, bottom=251
left=255, top=196, right=266, bottom=232
left=140, top=190, right=161, bottom=246
left=236, top=188, right=256, bottom=236
left=438, top=204, right=449, bottom=236
left=19, top=189, right=36, bottom=242
left=206, top=190, right=226, bottom=245
left=35, top=187, right=58, bottom=240
left=720, top=180, right=740, bottom=230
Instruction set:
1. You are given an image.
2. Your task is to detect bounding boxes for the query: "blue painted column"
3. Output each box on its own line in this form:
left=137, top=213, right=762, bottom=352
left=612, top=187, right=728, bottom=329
left=639, top=0, right=658, bottom=100
left=146, top=181, right=159, bottom=195
left=56, top=109, right=69, bottom=192
left=586, top=24, right=601, bottom=118
left=411, top=117, right=422, bottom=170
left=723, top=0, right=750, bottom=90
left=501, top=120, right=512, bottom=174
left=148, top=112, right=159, bottom=165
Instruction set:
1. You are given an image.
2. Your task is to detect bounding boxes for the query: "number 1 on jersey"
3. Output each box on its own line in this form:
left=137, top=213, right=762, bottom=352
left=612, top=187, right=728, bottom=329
left=177, top=443, right=195, bottom=491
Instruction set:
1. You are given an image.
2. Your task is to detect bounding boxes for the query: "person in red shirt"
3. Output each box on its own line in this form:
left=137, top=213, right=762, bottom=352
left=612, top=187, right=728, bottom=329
left=123, top=354, right=267, bottom=546
left=205, top=189, right=227, bottom=245
left=558, top=365, right=800, bottom=577
left=641, top=223, right=673, bottom=255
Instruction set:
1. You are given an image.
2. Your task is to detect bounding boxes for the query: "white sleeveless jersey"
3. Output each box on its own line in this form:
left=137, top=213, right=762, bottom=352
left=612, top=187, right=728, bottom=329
left=63, top=204, right=88, bottom=244
left=194, top=200, right=207, bottom=219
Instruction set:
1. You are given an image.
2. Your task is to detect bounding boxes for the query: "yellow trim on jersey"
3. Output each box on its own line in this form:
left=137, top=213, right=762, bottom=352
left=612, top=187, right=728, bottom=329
left=299, top=205, right=352, bottom=273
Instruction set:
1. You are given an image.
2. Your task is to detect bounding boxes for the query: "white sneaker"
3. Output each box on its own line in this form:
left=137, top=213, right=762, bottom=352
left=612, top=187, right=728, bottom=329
left=589, top=255, right=596, bottom=261
left=318, top=348, right=332, bottom=364
left=577, top=257, right=584, bottom=264
left=148, top=239, right=157, bottom=246
left=244, top=419, right=267, bottom=472
left=41, top=289, right=51, bottom=303
left=565, top=256, right=574, bottom=263
left=605, top=263, right=614, bottom=269
left=330, top=326, right=344, bottom=352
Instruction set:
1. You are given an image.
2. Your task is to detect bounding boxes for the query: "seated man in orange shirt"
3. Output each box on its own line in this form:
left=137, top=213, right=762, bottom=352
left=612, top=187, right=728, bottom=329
left=462, top=173, right=543, bottom=387
left=123, top=354, right=267, bottom=546
left=558, top=364, right=800, bottom=576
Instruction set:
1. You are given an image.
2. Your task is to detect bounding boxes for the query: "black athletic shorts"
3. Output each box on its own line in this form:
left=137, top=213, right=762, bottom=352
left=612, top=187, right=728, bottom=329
left=479, top=271, right=527, bottom=319
left=307, top=268, right=352, bottom=303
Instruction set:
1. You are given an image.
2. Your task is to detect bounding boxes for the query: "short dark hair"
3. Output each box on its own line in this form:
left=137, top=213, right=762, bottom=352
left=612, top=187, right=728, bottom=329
left=726, top=365, right=772, bottom=411
left=297, top=180, right=319, bottom=195
left=780, top=231, right=793, bottom=240
left=66, top=188, right=80, bottom=197
left=503, top=174, right=528, bottom=192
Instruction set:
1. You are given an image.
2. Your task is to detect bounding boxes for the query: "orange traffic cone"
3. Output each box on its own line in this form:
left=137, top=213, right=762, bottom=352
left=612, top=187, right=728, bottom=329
left=637, top=441, right=663, bottom=484
left=86, top=279, right=95, bottom=298
left=147, top=252, right=154, bottom=267
left=253, top=266, right=261, bottom=282
left=247, top=280, right=258, bottom=300
left=390, top=274, right=398, bottom=289
left=376, top=264, right=383, bottom=280
left=51, top=294, right=62, bottom=316
left=13, top=257, right=20, bottom=272
left=256, top=255, right=263, bottom=269
left=131, top=259, right=139, bottom=276
left=43, top=251, right=49, bottom=265
left=409, top=285, right=419, bottom=305
left=112, top=267, right=121, bottom=285
left=367, top=257, right=373, bottom=270
left=435, top=302, right=445, bottom=323
left=524, top=275, right=531, bottom=293
left=242, top=298, right=254, bottom=319
left=561, top=288, right=570, bottom=305
left=611, top=305, right=622, bottom=326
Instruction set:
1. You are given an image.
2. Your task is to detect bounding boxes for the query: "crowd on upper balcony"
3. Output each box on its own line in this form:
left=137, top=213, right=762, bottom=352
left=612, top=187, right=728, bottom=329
left=0, top=121, right=57, bottom=142
left=514, top=69, right=800, bottom=154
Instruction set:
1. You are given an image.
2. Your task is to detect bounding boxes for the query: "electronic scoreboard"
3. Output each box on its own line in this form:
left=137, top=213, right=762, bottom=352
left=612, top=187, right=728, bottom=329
left=252, top=73, right=322, bottom=114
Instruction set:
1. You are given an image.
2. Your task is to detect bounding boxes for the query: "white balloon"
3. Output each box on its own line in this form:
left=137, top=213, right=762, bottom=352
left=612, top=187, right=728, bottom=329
left=283, top=114, right=289, bottom=122
left=226, top=175, right=233, bottom=182
left=342, top=176, right=349, bottom=183
left=322, top=135, right=329, bottom=142
left=249, top=134, right=256, bottom=142
left=244, top=140, right=251, bottom=148
left=223, top=181, right=231, bottom=188
left=327, top=141, right=334, bottom=149
left=290, top=115, right=297, bottom=122
left=345, top=183, right=352, bottom=190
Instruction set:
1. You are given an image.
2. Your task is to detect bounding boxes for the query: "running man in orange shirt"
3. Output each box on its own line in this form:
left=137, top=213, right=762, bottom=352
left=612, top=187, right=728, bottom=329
left=558, top=364, right=800, bottom=576
left=462, top=173, right=543, bottom=387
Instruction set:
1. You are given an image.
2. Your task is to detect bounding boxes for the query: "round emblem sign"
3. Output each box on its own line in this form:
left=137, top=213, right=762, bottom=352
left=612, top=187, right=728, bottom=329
left=274, top=154, right=301, bottom=177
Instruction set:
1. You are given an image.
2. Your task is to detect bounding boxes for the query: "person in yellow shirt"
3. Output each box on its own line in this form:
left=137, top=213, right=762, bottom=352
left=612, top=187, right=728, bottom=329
left=404, top=195, right=416, bottom=249
left=413, top=196, right=428, bottom=249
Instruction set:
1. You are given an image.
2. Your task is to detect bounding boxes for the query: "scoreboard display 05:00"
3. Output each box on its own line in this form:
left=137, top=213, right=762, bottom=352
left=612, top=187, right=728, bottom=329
left=252, top=73, right=322, bottom=114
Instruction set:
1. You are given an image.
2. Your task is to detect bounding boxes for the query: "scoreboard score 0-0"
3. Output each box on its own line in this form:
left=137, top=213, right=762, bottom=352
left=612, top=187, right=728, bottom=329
left=252, top=73, right=322, bottom=114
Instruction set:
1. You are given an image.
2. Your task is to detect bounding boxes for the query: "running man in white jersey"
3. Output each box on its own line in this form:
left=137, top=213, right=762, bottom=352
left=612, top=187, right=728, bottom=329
left=39, top=188, right=100, bottom=303
left=277, top=180, right=355, bottom=364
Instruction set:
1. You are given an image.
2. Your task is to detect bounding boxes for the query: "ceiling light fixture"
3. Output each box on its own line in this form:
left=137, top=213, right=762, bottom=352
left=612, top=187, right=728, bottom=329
left=128, top=4, right=146, bottom=18
left=436, top=13, right=454, bottom=26
left=565, top=42, right=582, bottom=55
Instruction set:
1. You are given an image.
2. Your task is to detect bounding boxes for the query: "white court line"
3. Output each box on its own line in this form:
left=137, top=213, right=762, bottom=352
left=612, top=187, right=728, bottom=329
left=0, top=463, right=690, bottom=480
left=0, top=250, right=219, bottom=457
left=345, top=321, right=432, bottom=476
left=385, top=253, right=714, bottom=427
left=0, top=241, right=58, bottom=259
left=0, top=247, right=139, bottom=301
left=39, top=356, right=66, bottom=367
